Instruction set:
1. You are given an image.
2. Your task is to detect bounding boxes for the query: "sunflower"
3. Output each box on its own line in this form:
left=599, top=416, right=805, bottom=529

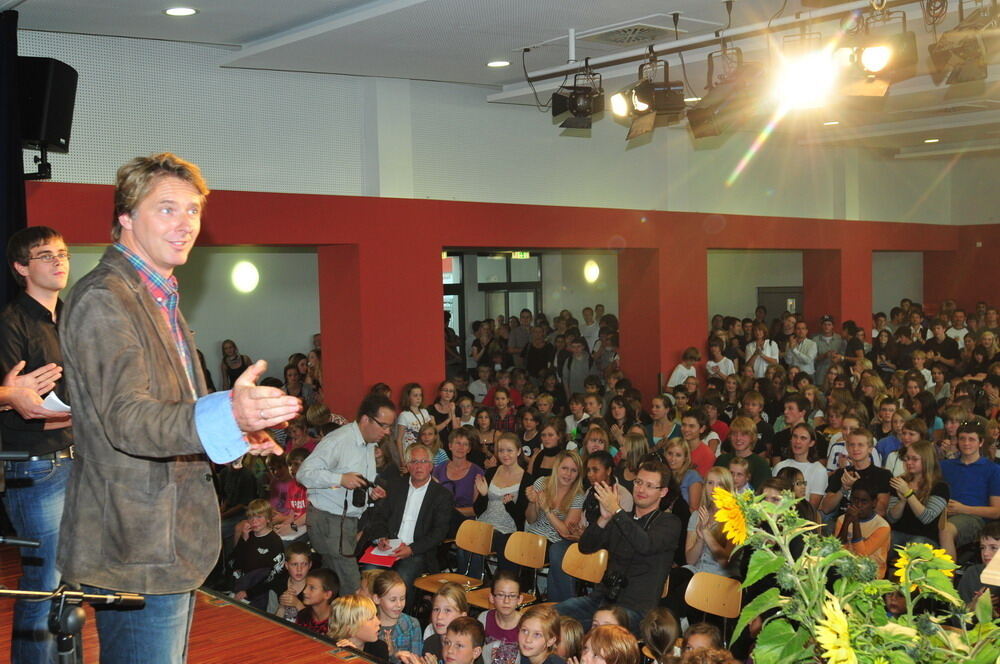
left=712, top=486, right=748, bottom=545
left=894, top=544, right=955, bottom=591
left=815, top=596, right=857, bottom=664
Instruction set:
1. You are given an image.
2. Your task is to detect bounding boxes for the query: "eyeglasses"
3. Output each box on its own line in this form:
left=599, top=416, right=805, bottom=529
left=632, top=479, right=662, bottom=490
left=370, top=417, right=392, bottom=431
left=493, top=592, right=519, bottom=601
left=28, top=252, right=70, bottom=264
left=408, top=459, right=432, bottom=465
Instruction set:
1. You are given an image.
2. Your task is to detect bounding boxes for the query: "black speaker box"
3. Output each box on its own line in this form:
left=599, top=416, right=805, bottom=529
left=18, top=57, right=78, bottom=153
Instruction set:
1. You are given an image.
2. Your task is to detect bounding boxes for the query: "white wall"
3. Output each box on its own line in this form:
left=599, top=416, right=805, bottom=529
left=872, top=252, right=924, bottom=315
left=18, top=30, right=972, bottom=225
left=707, top=250, right=803, bottom=321
left=65, top=246, right=319, bottom=387
left=540, top=253, right=618, bottom=321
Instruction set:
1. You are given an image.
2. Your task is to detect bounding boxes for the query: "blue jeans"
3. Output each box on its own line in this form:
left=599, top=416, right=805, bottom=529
left=86, top=587, right=196, bottom=664
left=2, top=456, right=73, bottom=664
left=546, top=539, right=575, bottom=603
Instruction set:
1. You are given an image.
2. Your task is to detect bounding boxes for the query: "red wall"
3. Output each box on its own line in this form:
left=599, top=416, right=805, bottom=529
left=26, top=181, right=977, bottom=411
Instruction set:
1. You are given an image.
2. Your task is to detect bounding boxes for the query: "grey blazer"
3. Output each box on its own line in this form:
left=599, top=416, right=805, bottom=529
left=57, top=246, right=217, bottom=594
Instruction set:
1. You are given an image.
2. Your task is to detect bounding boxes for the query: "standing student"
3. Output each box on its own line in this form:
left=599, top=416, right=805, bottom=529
left=0, top=226, right=74, bottom=663
left=745, top=322, right=780, bottom=379
left=57, top=153, right=300, bottom=663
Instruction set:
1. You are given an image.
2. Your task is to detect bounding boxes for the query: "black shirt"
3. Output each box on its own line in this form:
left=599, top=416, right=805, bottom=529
left=0, top=291, right=72, bottom=454
left=826, top=464, right=892, bottom=515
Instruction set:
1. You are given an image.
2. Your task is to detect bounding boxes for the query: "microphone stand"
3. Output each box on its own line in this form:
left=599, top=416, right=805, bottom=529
left=0, top=585, right=144, bottom=664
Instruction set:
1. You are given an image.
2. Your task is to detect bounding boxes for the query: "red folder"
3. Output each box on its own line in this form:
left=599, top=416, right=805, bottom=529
left=358, top=545, right=398, bottom=568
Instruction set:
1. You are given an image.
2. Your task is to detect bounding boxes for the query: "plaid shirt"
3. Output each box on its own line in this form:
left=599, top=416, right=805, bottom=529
left=492, top=408, right=518, bottom=433
left=113, top=243, right=197, bottom=398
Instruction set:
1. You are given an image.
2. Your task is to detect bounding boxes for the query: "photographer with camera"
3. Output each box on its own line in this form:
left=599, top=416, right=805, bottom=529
left=297, top=393, right=396, bottom=594
left=556, top=460, right=681, bottom=635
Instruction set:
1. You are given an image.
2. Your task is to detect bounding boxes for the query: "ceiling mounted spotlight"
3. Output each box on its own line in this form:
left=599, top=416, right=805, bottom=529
left=928, top=1, right=1000, bottom=85
left=687, top=47, right=765, bottom=139
left=551, top=60, right=604, bottom=129
left=772, top=31, right=838, bottom=111
left=836, top=11, right=918, bottom=99
left=610, top=48, right=685, bottom=140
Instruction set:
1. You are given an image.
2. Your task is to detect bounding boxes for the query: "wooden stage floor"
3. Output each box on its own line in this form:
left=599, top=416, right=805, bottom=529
left=0, top=547, right=352, bottom=663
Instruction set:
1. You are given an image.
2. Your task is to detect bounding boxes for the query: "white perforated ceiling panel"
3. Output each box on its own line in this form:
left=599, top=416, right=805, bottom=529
left=19, top=31, right=368, bottom=195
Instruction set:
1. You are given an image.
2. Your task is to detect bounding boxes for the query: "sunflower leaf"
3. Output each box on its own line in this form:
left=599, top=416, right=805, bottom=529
left=743, top=548, right=786, bottom=589
left=975, top=588, right=993, bottom=626
left=752, top=619, right=812, bottom=664
left=732, top=587, right=783, bottom=644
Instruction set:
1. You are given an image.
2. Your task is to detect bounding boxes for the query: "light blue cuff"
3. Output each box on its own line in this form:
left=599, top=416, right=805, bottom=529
left=195, top=390, right=249, bottom=464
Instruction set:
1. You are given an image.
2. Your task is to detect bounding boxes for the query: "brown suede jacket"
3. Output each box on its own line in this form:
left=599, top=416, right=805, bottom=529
left=57, top=246, right=218, bottom=594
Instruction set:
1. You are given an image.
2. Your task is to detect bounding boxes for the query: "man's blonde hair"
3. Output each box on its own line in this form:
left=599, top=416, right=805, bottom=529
left=113, top=153, right=209, bottom=241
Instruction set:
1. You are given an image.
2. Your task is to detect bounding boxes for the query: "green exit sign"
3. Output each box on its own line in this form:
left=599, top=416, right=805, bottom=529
left=511, top=251, right=531, bottom=259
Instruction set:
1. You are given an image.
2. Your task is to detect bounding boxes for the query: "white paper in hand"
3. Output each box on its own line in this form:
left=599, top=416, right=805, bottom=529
left=42, top=392, right=71, bottom=413
left=371, top=539, right=402, bottom=557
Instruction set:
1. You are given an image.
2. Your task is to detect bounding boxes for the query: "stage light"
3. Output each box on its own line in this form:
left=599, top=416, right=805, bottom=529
left=487, top=60, right=510, bottom=68
left=687, top=47, right=765, bottom=139
left=231, top=261, right=259, bottom=293
left=163, top=7, right=197, bottom=16
left=611, top=50, right=686, bottom=140
left=584, top=260, right=600, bottom=284
left=836, top=22, right=918, bottom=95
left=860, top=46, right=892, bottom=72
left=551, top=65, right=604, bottom=129
left=773, top=49, right=839, bottom=110
left=928, top=4, right=1000, bottom=85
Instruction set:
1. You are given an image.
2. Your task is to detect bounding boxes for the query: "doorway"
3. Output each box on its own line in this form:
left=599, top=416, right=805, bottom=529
left=757, top=286, right=804, bottom=321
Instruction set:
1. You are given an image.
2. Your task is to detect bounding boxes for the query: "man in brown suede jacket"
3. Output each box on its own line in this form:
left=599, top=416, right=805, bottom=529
left=57, top=153, right=300, bottom=664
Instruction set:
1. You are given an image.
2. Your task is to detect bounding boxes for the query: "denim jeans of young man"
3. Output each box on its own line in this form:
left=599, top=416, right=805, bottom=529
left=86, top=587, right=196, bottom=664
left=2, top=457, right=73, bottom=664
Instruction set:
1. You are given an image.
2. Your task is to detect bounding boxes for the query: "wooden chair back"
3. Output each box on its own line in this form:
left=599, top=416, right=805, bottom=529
left=684, top=572, right=742, bottom=619
left=455, top=519, right=495, bottom=557
left=562, top=543, right=607, bottom=584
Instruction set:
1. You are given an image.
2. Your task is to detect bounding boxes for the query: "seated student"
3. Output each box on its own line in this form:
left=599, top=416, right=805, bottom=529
left=835, top=486, right=891, bottom=578
left=276, top=446, right=310, bottom=538
left=772, top=424, right=828, bottom=511
left=726, top=456, right=753, bottom=494
left=443, top=618, right=487, bottom=664
left=714, top=416, right=771, bottom=491
left=517, top=605, right=564, bottom=664
left=424, top=583, right=470, bottom=658
left=771, top=394, right=825, bottom=466
left=820, top=429, right=892, bottom=523
left=883, top=415, right=922, bottom=477
left=679, top=408, right=718, bottom=478
left=663, top=438, right=704, bottom=512
left=664, top=468, right=736, bottom=623
left=647, top=395, right=681, bottom=448
left=231, top=499, right=285, bottom=610
left=580, top=625, right=641, bottom=664
left=937, top=405, right=969, bottom=461
left=640, top=608, right=681, bottom=664
left=873, top=400, right=902, bottom=462
left=939, top=422, right=1000, bottom=560
left=739, top=390, right=774, bottom=456
left=680, top=623, right=722, bottom=654
left=296, top=568, right=339, bottom=636
left=479, top=570, right=524, bottom=664
left=267, top=541, right=312, bottom=622
left=592, top=605, right=630, bottom=628
left=825, top=413, right=883, bottom=473
left=582, top=451, right=634, bottom=528
left=775, top=466, right=820, bottom=523
left=555, top=617, right=583, bottom=662
left=957, top=520, right=1000, bottom=611
left=330, top=594, right=391, bottom=662
left=358, top=568, right=383, bottom=602
left=702, top=396, right=730, bottom=445
left=886, top=440, right=949, bottom=548
left=374, top=570, right=423, bottom=660
left=565, top=395, right=588, bottom=441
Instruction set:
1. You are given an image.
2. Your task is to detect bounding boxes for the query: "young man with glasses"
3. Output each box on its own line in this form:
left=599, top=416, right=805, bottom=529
left=0, top=226, right=74, bottom=663
left=297, top=393, right=396, bottom=594
left=555, top=460, right=681, bottom=635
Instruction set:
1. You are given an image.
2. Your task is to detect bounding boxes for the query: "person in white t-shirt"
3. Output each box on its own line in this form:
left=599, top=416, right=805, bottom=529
left=395, top=382, right=431, bottom=460
left=705, top=339, right=735, bottom=386
left=772, top=423, right=828, bottom=510
left=666, top=347, right=701, bottom=389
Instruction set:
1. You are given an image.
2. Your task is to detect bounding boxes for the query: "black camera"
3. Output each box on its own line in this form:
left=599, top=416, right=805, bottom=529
left=352, top=476, right=372, bottom=508
left=603, top=570, right=628, bottom=602
left=583, top=490, right=602, bottom=525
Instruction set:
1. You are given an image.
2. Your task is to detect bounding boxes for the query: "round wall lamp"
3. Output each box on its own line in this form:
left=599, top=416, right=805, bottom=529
left=231, top=260, right=259, bottom=293
left=584, top=260, right=600, bottom=284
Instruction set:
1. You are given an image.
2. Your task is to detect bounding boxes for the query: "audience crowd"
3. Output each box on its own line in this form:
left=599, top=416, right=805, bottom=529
left=208, top=298, right=1000, bottom=663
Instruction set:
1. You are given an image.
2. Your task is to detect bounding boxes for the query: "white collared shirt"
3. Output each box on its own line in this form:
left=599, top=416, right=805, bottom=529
left=397, top=480, right=430, bottom=545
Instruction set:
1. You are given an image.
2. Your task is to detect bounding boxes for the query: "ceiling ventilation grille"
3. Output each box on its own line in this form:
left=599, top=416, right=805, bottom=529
left=581, top=23, right=679, bottom=47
